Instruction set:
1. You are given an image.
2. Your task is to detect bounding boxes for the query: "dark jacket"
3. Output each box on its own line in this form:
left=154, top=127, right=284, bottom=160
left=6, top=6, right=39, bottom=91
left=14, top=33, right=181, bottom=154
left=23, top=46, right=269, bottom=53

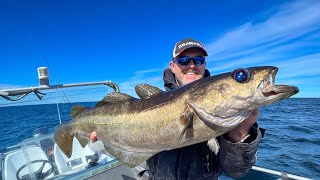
left=146, top=68, right=262, bottom=180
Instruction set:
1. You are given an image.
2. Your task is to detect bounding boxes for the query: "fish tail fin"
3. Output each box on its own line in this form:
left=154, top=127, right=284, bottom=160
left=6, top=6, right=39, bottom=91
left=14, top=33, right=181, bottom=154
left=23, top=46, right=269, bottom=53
left=54, top=123, right=74, bottom=158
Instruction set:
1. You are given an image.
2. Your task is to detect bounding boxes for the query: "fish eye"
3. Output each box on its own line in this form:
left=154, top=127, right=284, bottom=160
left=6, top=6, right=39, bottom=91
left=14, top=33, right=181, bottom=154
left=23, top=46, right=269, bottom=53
left=232, top=68, right=250, bottom=83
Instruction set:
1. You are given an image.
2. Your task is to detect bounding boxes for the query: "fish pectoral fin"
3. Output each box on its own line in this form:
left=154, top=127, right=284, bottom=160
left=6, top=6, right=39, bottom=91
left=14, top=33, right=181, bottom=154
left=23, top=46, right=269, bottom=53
left=96, top=92, right=136, bottom=107
left=207, top=138, right=220, bottom=155
left=187, top=100, right=253, bottom=128
left=135, top=84, right=163, bottom=99
left=70, top=105, right=86, bottom=118
left=178, top=112, right=194, bottom=141
left=105, top=145, right=155, bottom=168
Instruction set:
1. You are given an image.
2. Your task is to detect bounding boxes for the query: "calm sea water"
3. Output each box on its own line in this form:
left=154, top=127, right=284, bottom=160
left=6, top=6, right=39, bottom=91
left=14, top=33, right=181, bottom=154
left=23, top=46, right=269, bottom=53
left=0, top=98, right=319, bottom=179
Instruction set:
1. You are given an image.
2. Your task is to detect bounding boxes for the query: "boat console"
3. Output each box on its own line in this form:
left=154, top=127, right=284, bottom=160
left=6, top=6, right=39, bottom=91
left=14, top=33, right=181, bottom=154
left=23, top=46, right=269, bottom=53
left=1, top=134, right=55, bottom=180
left=0, top=132, right=118, bottom=180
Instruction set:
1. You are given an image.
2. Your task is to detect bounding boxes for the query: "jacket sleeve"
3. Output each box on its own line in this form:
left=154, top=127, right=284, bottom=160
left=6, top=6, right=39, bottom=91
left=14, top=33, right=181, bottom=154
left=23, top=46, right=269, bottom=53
left=218, top=125, right=262, bottom=178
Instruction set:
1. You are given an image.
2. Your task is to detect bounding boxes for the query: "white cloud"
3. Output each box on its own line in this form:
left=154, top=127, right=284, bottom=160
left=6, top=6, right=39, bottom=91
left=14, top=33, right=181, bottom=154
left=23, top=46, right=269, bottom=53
left=205, top=1, right=320, bottom=60
left=203, top=1, right=320, bottom=98
left=275, top=53, right=320, bottom=78
left=118, top=67, right=166, bottom=96
left=134, top=68, right=163, bottom=75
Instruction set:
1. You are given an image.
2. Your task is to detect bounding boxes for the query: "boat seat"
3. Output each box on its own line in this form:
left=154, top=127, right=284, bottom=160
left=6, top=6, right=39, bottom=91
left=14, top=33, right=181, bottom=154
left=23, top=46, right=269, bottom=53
left=54, top=136, right=96, bottom=174
left=4, top=145, right=54, bottom=180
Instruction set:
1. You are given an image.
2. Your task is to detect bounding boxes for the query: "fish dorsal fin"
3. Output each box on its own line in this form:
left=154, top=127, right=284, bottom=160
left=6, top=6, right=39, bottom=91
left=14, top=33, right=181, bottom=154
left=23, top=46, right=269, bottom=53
left=135, top=84, right=163, bottom=99
left=70, top=105, right=86, bottom=118
left=96, top=92, right=135, bottom=107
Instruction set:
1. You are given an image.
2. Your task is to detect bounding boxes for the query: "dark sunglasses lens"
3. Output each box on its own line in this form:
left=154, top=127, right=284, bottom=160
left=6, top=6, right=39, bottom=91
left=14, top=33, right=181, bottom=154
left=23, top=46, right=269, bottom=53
left=177, top=56, right=191, bottom=65
left=193, top=56, right=205, bottom=66
left=177, top=56, right=205, bottom=66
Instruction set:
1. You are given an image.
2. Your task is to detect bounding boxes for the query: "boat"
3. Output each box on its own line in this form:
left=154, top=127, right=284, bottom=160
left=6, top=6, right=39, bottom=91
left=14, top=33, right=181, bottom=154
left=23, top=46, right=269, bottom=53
left=0, top=67, right=314, bottom=180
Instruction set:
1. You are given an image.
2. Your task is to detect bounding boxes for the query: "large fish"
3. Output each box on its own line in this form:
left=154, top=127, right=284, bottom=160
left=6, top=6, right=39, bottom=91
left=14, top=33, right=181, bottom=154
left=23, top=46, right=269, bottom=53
left=54, top=66, right=298, bottom=167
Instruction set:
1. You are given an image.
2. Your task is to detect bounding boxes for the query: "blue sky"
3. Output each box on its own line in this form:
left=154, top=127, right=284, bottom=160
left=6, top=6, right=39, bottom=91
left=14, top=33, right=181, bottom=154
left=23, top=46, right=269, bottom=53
left=0, top=0, right=319, bottom=106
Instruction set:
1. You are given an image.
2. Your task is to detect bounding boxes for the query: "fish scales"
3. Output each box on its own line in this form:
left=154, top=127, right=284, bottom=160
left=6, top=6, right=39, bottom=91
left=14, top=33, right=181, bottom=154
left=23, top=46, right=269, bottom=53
left=54, top=66, right=299, bottom=167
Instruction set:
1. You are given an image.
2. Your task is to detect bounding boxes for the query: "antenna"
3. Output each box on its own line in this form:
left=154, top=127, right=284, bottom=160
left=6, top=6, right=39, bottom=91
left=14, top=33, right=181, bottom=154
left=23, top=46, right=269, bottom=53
left=37, top=67, right=50, bottom=86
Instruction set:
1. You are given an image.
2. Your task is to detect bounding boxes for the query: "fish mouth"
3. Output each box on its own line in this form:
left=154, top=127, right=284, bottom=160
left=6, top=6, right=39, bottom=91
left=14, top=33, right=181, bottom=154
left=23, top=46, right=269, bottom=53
left=258, top=67, right=299, bottom=98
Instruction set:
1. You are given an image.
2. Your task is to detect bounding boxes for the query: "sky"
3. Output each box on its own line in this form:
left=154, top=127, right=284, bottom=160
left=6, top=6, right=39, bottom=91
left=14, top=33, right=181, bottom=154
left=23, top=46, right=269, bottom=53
left=0, top=0, right=319, bottom=106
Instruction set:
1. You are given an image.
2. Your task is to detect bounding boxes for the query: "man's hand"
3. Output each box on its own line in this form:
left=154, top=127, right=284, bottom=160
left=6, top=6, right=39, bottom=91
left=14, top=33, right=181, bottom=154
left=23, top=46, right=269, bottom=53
left=226, top=109, right=259, bottom=143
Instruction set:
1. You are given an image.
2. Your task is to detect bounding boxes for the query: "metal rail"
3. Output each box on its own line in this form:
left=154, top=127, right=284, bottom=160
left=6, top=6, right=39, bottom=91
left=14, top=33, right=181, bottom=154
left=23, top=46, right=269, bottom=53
left=0, top=81, right=119, bottom=101
left=252, top=166, right=313, bottom=180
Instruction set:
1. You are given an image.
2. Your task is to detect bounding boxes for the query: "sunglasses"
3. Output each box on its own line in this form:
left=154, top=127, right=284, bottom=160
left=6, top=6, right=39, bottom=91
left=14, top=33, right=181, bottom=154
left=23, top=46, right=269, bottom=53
left=176, top=56, right=206, bottom=66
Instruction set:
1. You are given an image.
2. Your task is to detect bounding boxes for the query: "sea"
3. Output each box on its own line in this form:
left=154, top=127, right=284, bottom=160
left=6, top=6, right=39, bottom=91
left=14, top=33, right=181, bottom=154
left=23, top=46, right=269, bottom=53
left=0, top=98, right=319, bottom=179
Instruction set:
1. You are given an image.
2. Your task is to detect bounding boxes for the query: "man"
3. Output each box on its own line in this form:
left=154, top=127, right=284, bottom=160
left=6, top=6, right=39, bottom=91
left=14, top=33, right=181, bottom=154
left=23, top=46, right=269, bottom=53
left=146, top=38, right=262, bottom=179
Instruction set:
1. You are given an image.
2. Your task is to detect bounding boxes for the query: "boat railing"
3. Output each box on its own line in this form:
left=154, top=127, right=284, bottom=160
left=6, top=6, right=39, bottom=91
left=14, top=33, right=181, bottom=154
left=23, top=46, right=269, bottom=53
left=0, top=80, right=119, bottom=101
left=0, top=66, right=119, bottom=102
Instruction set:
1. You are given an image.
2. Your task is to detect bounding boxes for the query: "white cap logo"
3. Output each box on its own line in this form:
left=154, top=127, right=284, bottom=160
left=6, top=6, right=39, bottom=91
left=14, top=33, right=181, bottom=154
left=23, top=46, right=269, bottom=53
left=177, top=41, right=202, bottom=49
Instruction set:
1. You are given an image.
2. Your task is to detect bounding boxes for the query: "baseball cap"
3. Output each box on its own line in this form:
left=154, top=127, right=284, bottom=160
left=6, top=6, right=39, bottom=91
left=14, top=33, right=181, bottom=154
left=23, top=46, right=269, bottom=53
left=172, top=38, right=208, bottom=58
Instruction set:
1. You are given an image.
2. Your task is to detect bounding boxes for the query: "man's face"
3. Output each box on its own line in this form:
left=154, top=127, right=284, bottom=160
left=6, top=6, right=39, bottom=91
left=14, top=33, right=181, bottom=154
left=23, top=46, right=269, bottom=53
left=170, top=48, right=206, bottom=86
